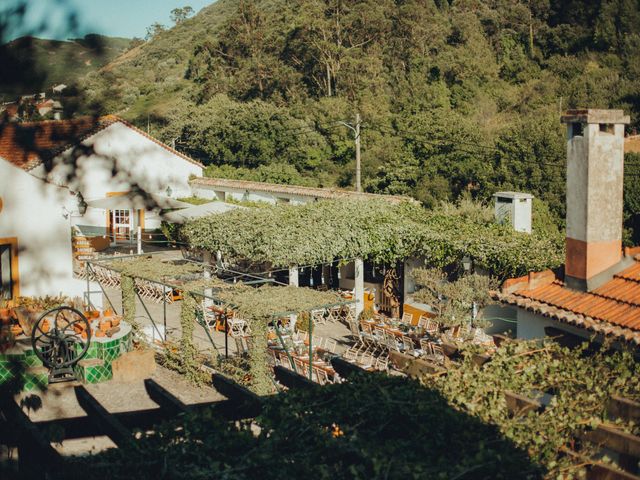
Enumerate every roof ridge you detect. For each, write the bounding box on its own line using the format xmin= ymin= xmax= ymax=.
xmin=1 ymin=115 xmax=204 ymax=170
xmin=493 ymin=291 xmax=640 ymax=344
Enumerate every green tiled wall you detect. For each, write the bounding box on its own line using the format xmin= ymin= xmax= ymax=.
xmin=73 ymin=330 xmax=132 ymax=384
xmin=1 ymin=329 xmax=132 ymax=389
xmin=0 ymin=352 xmax=47 ymax=392
xmin=75 ymin=362 xmax=113 ymax=384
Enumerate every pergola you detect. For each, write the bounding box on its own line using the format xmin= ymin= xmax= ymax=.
xmin=84 ymin=253 xmax=354 ymax=383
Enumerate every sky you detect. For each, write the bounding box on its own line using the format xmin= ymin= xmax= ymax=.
xmin=2 ymin=0 xmax=214 ymax=42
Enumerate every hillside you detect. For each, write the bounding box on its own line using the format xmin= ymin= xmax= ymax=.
xmin=80 ymin=0 xmax=640 ymax=242
xmin=0 ymin=34 xmax=132 ymax=99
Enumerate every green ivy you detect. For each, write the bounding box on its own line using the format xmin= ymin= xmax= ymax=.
xmin=178 ymin=199 xmax=564 ymax=280
xmin=120 ymin=275 xmax=139 ymax=335
xmin=422 ymin=339 xmax=640 ymax=477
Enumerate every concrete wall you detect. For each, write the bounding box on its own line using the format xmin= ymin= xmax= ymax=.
xmin=0 ymin=161 xmax=87 ymax=298
xmin=32 ymin=121 xmax=203 ymax=229
xmin=516 ymin=309 xmax=592 ymax=341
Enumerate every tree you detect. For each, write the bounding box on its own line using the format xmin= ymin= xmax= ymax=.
xmin=170 ymin=6 xmax=195 ymax=25
xmin=145 ymin=22 xmax=167 ymax=41
xmin=412 ymin=268 xmax=498 ymax=328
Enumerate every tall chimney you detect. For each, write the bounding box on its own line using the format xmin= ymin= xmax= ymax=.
xmin=560 ymin=109 xmax=631 ymax=291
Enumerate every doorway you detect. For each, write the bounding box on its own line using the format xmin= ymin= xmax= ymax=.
xmin=111 ymin=209 xmax=132 ymax=241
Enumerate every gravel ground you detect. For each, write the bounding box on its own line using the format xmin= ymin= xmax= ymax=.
xmin=13 ymin=364 xmax=226 ymax=456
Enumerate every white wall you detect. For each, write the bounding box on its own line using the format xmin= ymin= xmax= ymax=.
xmin=0 ymin=161 xmax=87 ymax=298
xmin=192 ymin=184 xmax=316 ymax=206
xmin=516 ymin=309 xmax=592 ymax=341
xmin=32 ymin=121 xmax=203 ymax=228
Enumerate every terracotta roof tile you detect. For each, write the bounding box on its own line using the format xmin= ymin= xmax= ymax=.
xmin=0 ymin=117 xmax=105 ymax=169
xmin=495 ymin=258 xmax=640 ymax=345
xmin=0 ymin=115 xmax=203 ymax=171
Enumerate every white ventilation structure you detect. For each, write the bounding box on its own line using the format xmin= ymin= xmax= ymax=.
xmin=493 ymin=191 xmax=533 ymax=234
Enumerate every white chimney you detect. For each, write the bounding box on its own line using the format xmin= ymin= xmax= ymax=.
xmin=560 ymin=109 xmax=631 ymax=291
xmin=493 ymin=191 xmax=533 ymax=234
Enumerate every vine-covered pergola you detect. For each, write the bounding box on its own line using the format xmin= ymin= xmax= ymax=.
xmin=174 ymin=198 xmax=564 ymax=318
xmin=85 ymin=255 xmax=353 ymax=392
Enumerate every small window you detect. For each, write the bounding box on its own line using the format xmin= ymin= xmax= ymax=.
xmin=0 ymin=244 xmax=14 ymax=300
xmin=570 ymin=122 xmax=584 ymax=138
xmin=599 ymin=123 xmax=614 ymax=135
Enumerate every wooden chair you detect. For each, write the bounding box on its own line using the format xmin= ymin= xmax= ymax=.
xmin=293 ymin=357 xmax=306 ymax=374
xmin=386 ymin=332 xmax=401 ymax=352
xmin=234 ymin=336 xmax=248 ymax=355
xmin=401 ymin=336 xmax=414 ymax=354
xmin=401 ymin=312 xmax=414 ymax=325
xmin=228 ymin=318 xmax=250 ymax=337
xmin=425 ymin=319 xmax=439 ymax=336
xmin=362 ymin=323 xmax=374 ymax=335
xmin=419 ymin=338 xmax=433 ymax=355
xmin=375 ymin=355 xmax=389 ymax=372
xmin=343 ymin=347 xmax=358 ymax=362
xmin=314 ymin=367 xmax=330 ymax=385
xmin=327 ymin=306 xmax=342 ymax=323
xmin=311 ymin=309 xmax=326 ymax=326
xmin=311 ymin=336 xmax=324 ymax=350
xmin=359 ymin=353 xmax=376 ymax=370
xmin=373 ymin=326 xmax=386 ymax=341
xmin=428 ymin=343 xmax=446 ymax=364
xmin=324 ymin=338 xmax=338 ymax=354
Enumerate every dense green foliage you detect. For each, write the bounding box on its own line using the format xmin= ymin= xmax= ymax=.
xmin=180 ymin=198 xmax=564 ymax=279
xmin=81 ymin=0 xmax=640 ymax=233
xmin=65 ymin=373 xmax=542 ymax=479
xmin=0 ymin=34 xmax=132 ymax=99
xmin=62 ymin=337 xmax=640 ymax=479
xmin=424 ymin=339 xmax=640 ymax=476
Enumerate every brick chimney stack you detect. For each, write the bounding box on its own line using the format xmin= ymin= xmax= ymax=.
xmin=560 ymin=109 xmax=631 ymax=291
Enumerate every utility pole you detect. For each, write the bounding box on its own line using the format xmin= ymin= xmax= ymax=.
xmin=338 ymin=113 xmax=362 ymax=192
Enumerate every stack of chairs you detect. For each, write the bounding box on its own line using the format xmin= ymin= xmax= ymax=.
xmin=91 ymin=265 xmax=121 ymax=288
xmin=342 ymin=338 xmax=389 ymax=372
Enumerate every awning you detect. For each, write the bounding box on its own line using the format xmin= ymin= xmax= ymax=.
xmin=86 ymin=194 xmax=191 ymax=210
xmin=162 ymin=201 xmax=245 ymax=224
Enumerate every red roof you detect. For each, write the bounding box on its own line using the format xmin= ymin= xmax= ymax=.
xmin=495 ymin=256 xmax=640 ymax=345
xmin=0 ymin=115 xmax=203 ymax=171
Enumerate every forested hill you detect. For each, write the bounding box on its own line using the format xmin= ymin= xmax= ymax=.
xmin=0 ymin=35 xmax=132 ymax=98
xmin=82 ymin=0 xmax=640 ymax=231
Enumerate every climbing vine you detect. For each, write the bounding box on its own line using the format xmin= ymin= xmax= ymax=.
xmin=120 ymin=275 xmax=139 ymax=335
xmin=178 ymin=198 xmax=564 ymax=279
xmin=215 ymin=285 xmax=343 ymax=394
xmin=422 ymin=339 xmax=640 ymax=476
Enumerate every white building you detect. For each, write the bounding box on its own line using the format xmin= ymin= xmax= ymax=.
xmin=0 ymin=115 xmax=203 ymax=300
xmin=191 ymin=177 xmax=410 ymax=205
xmin=0 ymin=160 xmax=85 ymax=299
